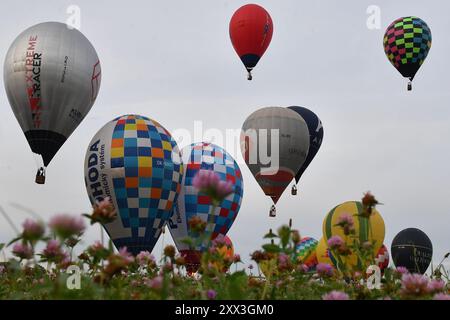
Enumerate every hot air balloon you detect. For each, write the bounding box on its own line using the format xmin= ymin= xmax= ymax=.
xmin=229 ymin=4 xmax=273 ymax=80
xmin=211 ymin=235 xmax=235 ymax=273
xmin=287 ymin=106 xmax=323 ymax=196
xmin=241 ymin=107 xmax=309 ymax=217
xmin=383 ymin=16 xmax=432 ymax=91
xmin=391 ymin=228 xmax=433 ymax=275
xmin=168 ymin=142 xmax=243 ymax=274
xmin=322 ymin=201 xmax=385 ymax=270
xmin=294 ymin=237 xmax=319 ymax=270
xmin=84 ymin=115 xmax=183 ymax=255
xmin=375 ymin=244 xmax=390 ymax=273
xmin=4 ymin=22 xmax=101 ymax=184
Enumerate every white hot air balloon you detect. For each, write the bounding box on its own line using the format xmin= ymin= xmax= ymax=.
xmin=241 ymin=107 xmax=310 ymax=217
xmin=4 ymin=21 xmax=101 ymax=184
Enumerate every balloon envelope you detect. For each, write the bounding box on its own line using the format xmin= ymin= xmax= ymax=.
xmin=294 ymin=237 xmax=318 ymax=270
xmin=322 ymin=201 xmax=385 ymax=269
xmin=241 ymin=107 xmax=310 ymax=204
xmin=383 ymin=16 xmax=431 ymax=81
xmin=4 ymin=22 xmax=101 ymax=167
xmin=391 ymin=228 xmax=432 ymax=274
xmin=168 ymin=142 xmax=243 ymax=272
xmin=288 ymin=106 xmax=323 ymax=184
xmin=229 ymin=4 xmax=273 ymax=75
xmin=84 ymin=115 xmax=183 ymax=255
xmin=375 ymin=244 xmax=390 ymax=272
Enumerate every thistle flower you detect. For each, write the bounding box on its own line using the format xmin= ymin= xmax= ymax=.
xmin=85 ymin=197 xmax=117 ymax=225
xmin=400 ymin=273 xmax=429 ymax=297
xmin=21 ymin=219 xmax=45 ymax=242
xmin=118 ymin=247 xmax=134 ymax=264
xmin=327 ymin=235 xmax=344 ymax=250
xmin=395 ymin=266 xmax=409 ymax=275
xmin=207 ymin=289 xmax=217 ymax=300
xmin=192 ymin=170 xmax=234 ymax=204
xmin=12 ymin=243 xmax=33 ymax=260
xmin=322 ymin=290 xmax=350 ymax=300
xmin=49 ymin=214 xmax=85 ymax=239
xmin=361 ymin=192 xmax=379 ymax=217
xmin=316 ymin=263 xmax=334 ymax=277
xmin=233 ymin=254 xmax=241 ymax=263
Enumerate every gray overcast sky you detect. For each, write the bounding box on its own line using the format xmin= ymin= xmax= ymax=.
xmin=0 ymin=0 xmax=449 ymax=270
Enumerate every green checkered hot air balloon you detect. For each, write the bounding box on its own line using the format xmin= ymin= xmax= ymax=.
xmin=383 ymin=16 xmax=432 ymax=91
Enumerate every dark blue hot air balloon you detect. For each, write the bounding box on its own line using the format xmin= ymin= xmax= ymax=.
xmin=288 ymin=106 xmax=323 ymax=195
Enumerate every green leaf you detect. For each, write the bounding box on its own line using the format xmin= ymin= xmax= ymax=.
xmin=0 ymin=243 xmax=4 ymax=251
xmin=262 ymin=244 xmax=280 ymax=253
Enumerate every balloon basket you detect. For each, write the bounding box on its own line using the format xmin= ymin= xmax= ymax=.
xmin=269 ymin=205 xmax=276 ymax=217
xmin=407 ymin=81 xmax=412 ymax=91
xmin=35 ymin=167 xmax=46 ymax=185
xmin=291 ymin=184 xmax=298 ymax=196
xmin=247 ymin=71 xmax=253 ymax=81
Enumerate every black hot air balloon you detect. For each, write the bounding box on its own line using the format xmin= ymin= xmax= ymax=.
xmin=288 ymin=106 xmax=323 ymax=195
xmin=391 ymin=228 xmax=433 ymax=274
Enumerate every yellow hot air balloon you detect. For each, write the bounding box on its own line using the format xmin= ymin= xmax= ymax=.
xmin=322 ymin=201 xmax=385 ymax=269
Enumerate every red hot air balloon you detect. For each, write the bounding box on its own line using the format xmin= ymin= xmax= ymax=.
xmin=229 ymin=4 xmax=273 ymax=80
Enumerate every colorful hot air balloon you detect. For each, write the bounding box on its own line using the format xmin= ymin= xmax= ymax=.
xmin=84 ymin=115 xmax=183 ymax=255
xmin=391 ymin=228 xmax=433 ymax=275
xmin=316 ymin=237 xmax=336 ymax=267
xmin=375 ymin=244 xmax=390 ymax=273
xmin=4 ymin=22 xmax=101 ymax=184
xmin=168 ymin=142 xmax=243 ymax=274
xmin=383 ymin=16 xmax=432 ymax=91
xmin=241 ymin=107 xmax=309 ymax=217
xmin=229 ymin=4 xmax=273 ymax=80
xmin=287 ymin=106 xmax=323 ymax=195
xmin=213 ymin=235 xmax=235 ymax=273
xmin=322 ymin=201 xmax=385 ymax=270
xmin=294 ymin=237 xmax=319 ymax=270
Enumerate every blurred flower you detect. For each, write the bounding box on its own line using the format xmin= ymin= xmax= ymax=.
xmin=316 ymin=263 xmax=334 ymax=277
xmin=297 ymin=264 xmax=309 ymax=273
xmin=322 ymin=291 xmax=350 ymax=300
xmin=12 ymin=243 xmax=33 ymax=260
xmin=433 ymin=293 xmax=450 ymax=300
xmin=188 ymin=216 xmax=207 ymax=234
xmin=335 ymin=213 xmax=355 ymax=235
xmin=164 ymin=245 xmax=176 ymax=259
xmin=84 ymin=197 xmax=117 ymax=225
xmin=233 ymin=254 xmax=241 ymax=263
xmin=49 ymin=214 xmax=85 ymax=239
xmin=22 ymin=219 xmax=45 ymax=242
xmin=146 ymin=275 xmax=163 ymax=290
xmin=175 ymin=256 xmax=186 ymax=266
xmin=0 ymin=265 xmax=5 ymax=275
xmin=192 ymin=170 xmax=233 ymax=204
xmin=400 ymin=273 xmax=429 ymax=297
xmin=278 ymin=253 xmax=291 ymax=271
xmin=212 ymin=234 xmax=227 ymax=248
xmin=427 ymin=279 xmax=446 ymax=293
xmin=248 ymin=264 xmax=254 ymax=270
xmin=41 ymin=240 xmax=67 ymax=263
xmin=136 ymin=251 xmax=155 ymax=267
xmin=291 ymin=230 xmax=301 ymax=245
xmin=118 ymin=247 xmax=134 ymax=264
xmin=361 ymin=192 xmax=379 ymax=217
xmin=207 ymin=289 xmax=217 ymax=300
xmin=327 ymin=235 xmax=344 ymax=249
xmin=396 ymin=266 xmax=409 ymax=275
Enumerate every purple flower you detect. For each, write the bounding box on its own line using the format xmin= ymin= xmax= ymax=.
xmin=192 ymin=170 xmax=234 ymax=203
xmin=0 ymin=265 xmax=5 ymax=274
xmin=327 ymin=235 xmax=344 ymax=250
xmin=49 ymin=214 xmax=85 ymax=239
xmin=396 ymin=266 xmax=409 ymax=275
xmin=322 ymin=291 xmax=350 ymax=300
xmin=146 ymin=275 xmax=163 ymax=290
xmin=12 ymin=243 xmax=33 ymax=260
xmin=22 ymin=219 xmax=45 ymax=241
xmin=316 ymin=263 xmax=334 ymax=277
xmin=427 ymin=279 xmax=446 ymax=293
xmin=41 ymin=239 xmax=67 ymax=263
xmin=118 ymin=247 xmax=134 ymax=264
xmin=336 ymin=213 xmax=355 ymax=235
xmin=401 ymin=273 xmax=429 ymax=297
xmin=136 ymin=251 xmax=155 ymax=266
xmin=207 ymin=289 xmax=217 ymax=300
xmin=433 ymin=293 xmax=450 ymax=300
